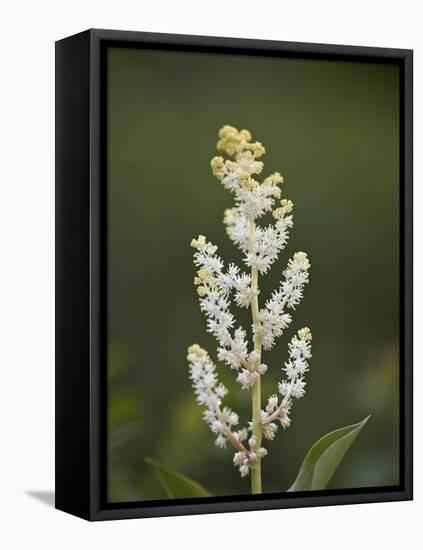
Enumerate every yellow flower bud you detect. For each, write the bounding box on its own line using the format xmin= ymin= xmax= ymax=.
xmin=280 ymin=199 xmax=294 ymax=214
xmin=272 ymin=207 xmax=284 ymax=220
xmin=293 ymin=251 xmax=310 ymax=270
xmin=272 ymin=172 xmax=284 ymax=185
xmin=191 ymin=235 xmax=207 ymax=249
xmin=218 ymin=125 xmax=238 ymax=139
xmin=298 ymin=327 xmax=312 ymax=341
xmin=224 ymin=207 xmax=237 ymax=219
xmin=240 ymin=129 xmax=252 ymax=141
xmin=197 ymin=286 xmax=207 ymax=297
xmin=249 ymin=141 xmax=265 ymax=158
xmin=210 ymin=156 xmax=225 ymax=179
xmin=197 ymin=268 xmax=209 ymax=281
xmin=229 ymin=144 xmax=238 ymax=156
xmin=187 ymin=343 xmax=208 ymax=359
xmin=187 ymin=344 xmax=200 ymax=355
xmin=264 ymin=172 xmax=284 ymax=186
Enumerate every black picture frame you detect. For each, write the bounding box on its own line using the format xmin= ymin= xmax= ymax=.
xmin=55 ymin=28 xmax=413 ymax=521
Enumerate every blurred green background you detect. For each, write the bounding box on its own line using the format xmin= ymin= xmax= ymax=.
xmin=107 ymin=47 xmax=400 ymax=503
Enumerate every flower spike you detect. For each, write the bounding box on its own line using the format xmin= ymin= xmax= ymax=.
xmin=187 ymin=125 xmax=312 ymax=485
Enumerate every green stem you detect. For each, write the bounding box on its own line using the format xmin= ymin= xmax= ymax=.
xmin=249 ymin=221 xmax=262 ymax=494
xmin=251 ymin=370 xmax=262 ymax=493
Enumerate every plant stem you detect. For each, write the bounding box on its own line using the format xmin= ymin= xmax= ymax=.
xmin=249 ymin=220 xmax=262 ymax=494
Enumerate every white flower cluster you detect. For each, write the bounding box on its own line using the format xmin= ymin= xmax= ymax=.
xmin=187 ymin=125 xmax=312 ymax=481
xmin=255 ymin=251 xmax=311 ymax=351
xmin=233 ymin=437 xmax=268 ymax=478
xmin=209 ymin=126 xmax=297 ymax=276
xmin=236 ymin=350 xmax=268 ymax=390
xmin=224 ymin=202 xmax=294 ymax=275
xmin=187 ymin=344 xmax=240 ymax=448
xmin=260 ymin=328 xmax=313 ymax=441
xmin=187 ymin=343 xmax=266 ymax=476
xmin=279 ymin=327 xmax=312 ymax=399
xmin=191 ymin=235 xmax=267 ymax=383
xmin=191 ymin=235 xmax=258 ymax=309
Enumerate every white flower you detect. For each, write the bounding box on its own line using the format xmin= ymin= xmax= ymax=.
xmin=262 ymin=421 xmax=278 ymax=441
xmin=236 ymin=369 xmax=258 ymax=390
xmin=233 ymin=273 xmax=257 ymax=308
xmin=266 ymin=394 xmax=279 ymax=414
xmin=291 ymin=378 xmax=306 ymax=399
xmin=233 ymin=451 xmax=247 ymax=466
xmin=215 ymin=434 xmax=227 ymax=448
xmin=239 ymin=464 xmax=250 ymax=477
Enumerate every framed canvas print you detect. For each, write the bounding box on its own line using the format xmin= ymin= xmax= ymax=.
xmin=55 ymin=29 xmax=413 ymax=521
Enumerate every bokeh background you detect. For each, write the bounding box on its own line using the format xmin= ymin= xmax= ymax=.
xmin=107 ymin=46 xmax=400 ymax=503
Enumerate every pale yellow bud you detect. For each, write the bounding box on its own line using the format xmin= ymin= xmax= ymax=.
xmin=272 ymin=208 xmax=284 ymax=220
xmin=197 ymin=268 xmax=210 ymax=282
xmin=241 ymin=175 xmax=259 ymax=190
xmin=187 ymin=343 xmax=207 ymax=359
xmin=210 ymin=156 xmax=225 ymax=180
xmin=264 ymin=172 xmax=284 ymax=186
xmin=216 ymin=125 xmax=265 ymax=160
xmin=240 ymin=129 xmax=252 ymax=141
xmin=223 ymin=207 xmax=239 ymax=224
xmin=225 ymin=142 xmax=235 ymax=156
xmin=293 ymin=251 xmax=310 ymax=270
xmin=187 ymin=344 xmax=200 ymax=355
xmin=197 ymin=286 xmax=207 ymax=297
xmin=249 ymin=141 xmax=265 ymax=158
xmin=272 ymin=172 xmax=284 ymax=185
xmin=218 ymin=125 xmax=238 ymax=139
xmin=298 ymin=327 xmax=312 ymax=341
xmin=280 ymin=199 xmax=294 ymax=214
xmin=238 ymin=172 xmax=255 ymax=190
xmin=217 ymin=125 xmax=247 ymax=156
xmin=191 ymin=235 xmax=207 ymax=249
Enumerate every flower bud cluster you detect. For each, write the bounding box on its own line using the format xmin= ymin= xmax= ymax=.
xmin=216 ymin=125 xmax=265 ymax=159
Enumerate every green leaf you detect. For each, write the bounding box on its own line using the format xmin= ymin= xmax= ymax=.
xmin=145 ymin=457 xmax=211 ymax=498
xmin=288 ymin=416 xmax=371 ymax=492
